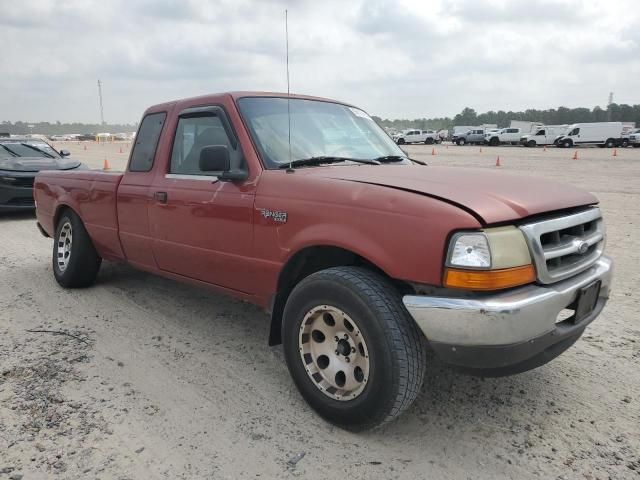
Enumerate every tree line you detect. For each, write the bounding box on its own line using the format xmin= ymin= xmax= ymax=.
xmin=372 ymin=103 xmax=640 ymax=131
xmin=0 ymin=120 xmax=137 ymax=136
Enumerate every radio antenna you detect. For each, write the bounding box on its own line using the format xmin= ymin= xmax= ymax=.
xmin=285 ymin=9 xmax=293 ymax=172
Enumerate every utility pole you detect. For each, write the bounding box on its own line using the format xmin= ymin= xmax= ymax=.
xmin=607 ymin=92 xmax=613 ymax=121
xmin=97 ymin=79 xmax=105 ymax=126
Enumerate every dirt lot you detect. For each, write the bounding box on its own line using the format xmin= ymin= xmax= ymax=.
xmin=0 ymin=142 xmax=639 ymax=479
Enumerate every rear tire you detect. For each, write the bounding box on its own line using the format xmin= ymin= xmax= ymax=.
xmin=282 ymin=267 xmax=427 ymax=431
xmin=425 ymin=138 xmax=434 ymax=145
xmin=605 ymin=138 xmax=615 ymax=148
xmin=53 ymin=210 xmax=102 ymax=288
xmin=456 ymin=138 xmax=465 ymax=146
xmin=397 ymin=138 xmax=405 ymax=145
xmin=621 ymin=139 xmax=629 ymax=147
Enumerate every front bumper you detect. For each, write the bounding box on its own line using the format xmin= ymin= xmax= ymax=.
xmin=0 ymin=176 xmax=36 ymax=211
xmin=403 ymin=256 xmax=613 ymax=375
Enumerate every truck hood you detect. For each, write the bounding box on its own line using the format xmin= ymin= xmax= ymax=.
xmin=0 ymin=156 xmax=82 ymax=172
xmin=307 ymin=165 xmax=597 ymax=225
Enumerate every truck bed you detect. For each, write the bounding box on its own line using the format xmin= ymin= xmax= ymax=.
xmin=35 ymin=170 xmax=126 ymax=261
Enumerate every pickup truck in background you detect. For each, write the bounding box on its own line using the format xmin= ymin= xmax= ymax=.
xmin=393 ymin=129 xmax=439 ymax=145
xmin=34 ymin=92 xmax=613 ymax=431
xmin=484 ymin=127 xmax=523 ymax=146
xmin=452 ymin=129 xmax=486 ymax=145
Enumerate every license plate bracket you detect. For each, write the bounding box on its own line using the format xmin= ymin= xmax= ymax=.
xmin=573 ymin=280 xmax=601 ymax=323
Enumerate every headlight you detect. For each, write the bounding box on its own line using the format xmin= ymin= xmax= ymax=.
xmin=0 ymin=176 xmax=18 ymax=185
xmin=448 ymin=233 xmax=491 ymax=268
xmin=444 ymin=227 xmax=535 ymax=290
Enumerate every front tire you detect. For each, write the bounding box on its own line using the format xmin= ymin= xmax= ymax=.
xmin=527 ymin=140 xmax=536 ymax=147
xmin=425 ymin=137 xmax=434 ymax=145
xmin=489 ymin=137 xmax=500 ymax=146
xmin=53 ymin=210 xmax=102 ymax=288
xmin=397 ymin=138 xmax=405 ymax=145
xmin=456 ymin=138 xmax=465 ymax=146
xmin=282 ymin=267 xmax=426 ymax=431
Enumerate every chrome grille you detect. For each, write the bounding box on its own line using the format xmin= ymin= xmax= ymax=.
xmin=520 ymin=207 xmax=604 ymax=284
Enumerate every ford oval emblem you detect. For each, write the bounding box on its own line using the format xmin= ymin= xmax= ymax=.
xmin=577 ymin=241 xmax=589 ymax=254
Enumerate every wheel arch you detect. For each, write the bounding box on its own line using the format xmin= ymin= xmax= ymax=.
xmin=267 ymin=245 xmax=411 ymax=346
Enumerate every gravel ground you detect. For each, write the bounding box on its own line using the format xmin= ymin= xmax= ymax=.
xmin=0 ymin=142 xmax=638 ymax=479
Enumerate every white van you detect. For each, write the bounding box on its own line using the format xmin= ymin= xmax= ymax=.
xmin=556 ymin=122 xmax=623 ymax=148
xmin=520 ymin=126 xmax=568 ymax=147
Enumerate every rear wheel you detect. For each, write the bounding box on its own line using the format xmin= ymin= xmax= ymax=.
xmin=425 ymin=137 xmax=434 ymax=145
xmin=605 ymin=138 xmax=615 ymax=148
xmin=53 ymin=210 xmax=102 ymax=288
xmin=282 ymin=267 xmax=427 ymax=431
xmin=397 ymin=138 xmax=405 ymax=145
xmin=621 ymin=139 xmax=629 ymax=147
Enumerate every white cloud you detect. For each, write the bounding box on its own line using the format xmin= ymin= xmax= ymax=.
xmin=0 ymin=0 xmax=638 ymax=123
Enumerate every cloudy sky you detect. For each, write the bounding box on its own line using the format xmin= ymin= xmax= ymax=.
xmin=1 ymin=0 xmax=638 ymax=124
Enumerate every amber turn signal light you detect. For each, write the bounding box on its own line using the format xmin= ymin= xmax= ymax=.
xmin=443 ymin=264 xmax=536 ymax=291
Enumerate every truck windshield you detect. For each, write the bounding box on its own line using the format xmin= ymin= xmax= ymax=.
xmin=237 ymin=97 xmax=405 ymax=169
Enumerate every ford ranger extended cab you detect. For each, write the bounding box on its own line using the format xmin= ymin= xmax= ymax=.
xmin=34 ymin=92 xmax=613 ymax=431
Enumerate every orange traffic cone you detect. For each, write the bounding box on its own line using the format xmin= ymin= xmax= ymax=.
xmin=103 ymin=159 xmax=111 ymax=170
xmin=572 ymin=150 xmax=578 ymax=160
xmin=495 ymin=156 xmax=501 ymax=167
xmin=613 ymin=148 xmax=618 ymax=157
xmin=431 ymin=147 xmax=436 ymax=156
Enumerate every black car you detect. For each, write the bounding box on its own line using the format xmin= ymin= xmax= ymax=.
xmin=0 ymin=137 xmax=83 ymax=211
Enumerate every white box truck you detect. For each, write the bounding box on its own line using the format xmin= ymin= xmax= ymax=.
xmin=520 ymin=125 xmax=569 ymax=147
xmin=555 ymin=122 xmax=623 ymax=148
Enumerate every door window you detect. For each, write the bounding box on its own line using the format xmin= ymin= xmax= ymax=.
xmin=129 ymin=112 xmax=166 ymax=172
xmin=170 ymin=115 xmax=243 ymax=175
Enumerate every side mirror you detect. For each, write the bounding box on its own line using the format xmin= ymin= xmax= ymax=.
xmin=198 ymin=145 xmax=247 ymax=182
xmin=199 ymin=145 xmax=230 ymax=172
xmin=59 ymin=149 xmax=70 ymax=157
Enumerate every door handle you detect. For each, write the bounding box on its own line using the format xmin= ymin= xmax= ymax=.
xmin=154 ymin=191 xmax=168 ymax=203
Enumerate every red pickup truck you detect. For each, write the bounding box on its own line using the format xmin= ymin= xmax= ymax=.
xmin=34 ymin=92 xmax=613 ymax=430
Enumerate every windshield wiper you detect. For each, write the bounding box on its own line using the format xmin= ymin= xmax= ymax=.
xmin=373 ymin=155 xmax=427 ymax=166
xmin=20 ymin=143 xmax=55 ymax=158
xmin=279 ymin=156 xmax=381 ymax=169
xmin=0 ymin=144 xmax=19 ymax=157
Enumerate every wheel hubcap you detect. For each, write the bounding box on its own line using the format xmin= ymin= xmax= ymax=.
xmin=299 ymin=305 xmax=370 ymax=401
xmin=57 ymin=221 xmax=73 ymax=272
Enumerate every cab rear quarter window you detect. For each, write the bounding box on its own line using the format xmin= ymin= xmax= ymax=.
xmin=129 ymin=112 xmax=167 ymax=172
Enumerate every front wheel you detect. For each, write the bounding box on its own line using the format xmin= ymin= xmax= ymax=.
xmin=282 ymin=267 xmax=427 ymax=431
xmin=489 ymin=137 xmax=500 ymax=146
xmin=562 ymin=139 xmax=572 ymax=148
xmin=527 ymin=140 xmax=536 ymax=147
xmin=425 ymin=137 xmax=434 ymax=145
xmin=396 ymin=138 xmax=405 ymax=145
xmin=456 ymin=138 xmax=465 ymax=146
xmin=53 ymin=210 xmax=102 ymax=288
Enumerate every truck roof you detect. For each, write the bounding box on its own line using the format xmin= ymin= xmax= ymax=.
xmin=145 ymin=91 xmax=356 ymax=115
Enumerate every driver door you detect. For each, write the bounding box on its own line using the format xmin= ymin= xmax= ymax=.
xmin=148 ymin=105 xmax=256 ymax=292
